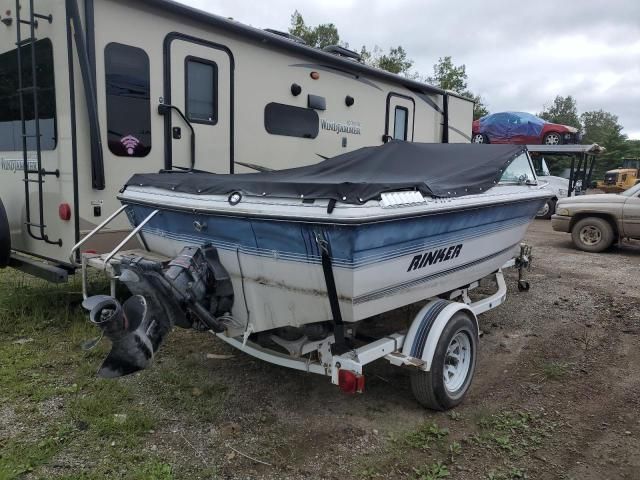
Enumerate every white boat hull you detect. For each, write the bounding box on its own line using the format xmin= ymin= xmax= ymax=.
xmin=122 ymin=186 xmax=547 ymax=332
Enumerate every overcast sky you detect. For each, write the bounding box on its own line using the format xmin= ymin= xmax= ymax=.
xmin=179 ymin=0 xmax=640 ymax=139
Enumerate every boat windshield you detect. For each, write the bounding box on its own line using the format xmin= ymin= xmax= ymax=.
xmin=500 ymin=152 xmax=536 ymax=184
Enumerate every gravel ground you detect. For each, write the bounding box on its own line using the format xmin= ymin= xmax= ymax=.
xmin=138 ymin=220 xmax=640 ymax=479
xmin=2 ymin=219 xmax=639 ymax=479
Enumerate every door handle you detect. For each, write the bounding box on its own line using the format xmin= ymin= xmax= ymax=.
xmin=158 ymin=103 xmax=196 ymax=170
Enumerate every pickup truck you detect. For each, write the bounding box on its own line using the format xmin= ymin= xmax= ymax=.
xmin=551 ymin=183 xmax=640 ymax=252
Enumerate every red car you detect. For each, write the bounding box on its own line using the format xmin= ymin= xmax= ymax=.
xmin=472 ymin=111 xmax=580 ymax=145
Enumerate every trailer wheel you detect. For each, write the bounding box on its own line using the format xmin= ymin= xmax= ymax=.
xmin=410 ymin=311 xmax=478 ymax=411
xmin=535 ymin=199 xmax=556 ymax=219
xmin=0 ymin=198 xmax=10 ymax=268
xmin=571 ymin=217 xmax=614 ymax=253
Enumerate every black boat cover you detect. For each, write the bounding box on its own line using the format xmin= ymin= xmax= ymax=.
xmin=125 ymin=142 xmax=527 ymax=204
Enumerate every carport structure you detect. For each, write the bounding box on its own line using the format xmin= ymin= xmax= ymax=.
xmin=527 ymin=144 xmax=605 ymax=197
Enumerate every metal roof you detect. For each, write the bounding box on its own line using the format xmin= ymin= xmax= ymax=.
xmin=139 ymin=0 xmax=470 ymax=100
xmin=526 ymin=144 xmax=605 ymax=155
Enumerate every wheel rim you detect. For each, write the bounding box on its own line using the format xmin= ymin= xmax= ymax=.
xmin=443 ymin=331 xmax=472 ymax=393
xmin=538 ymin=202 xmax=550 ymax=217
xmin=472 ymin=134 xmax=485 ymax=144
xmin=579 ymin=225 xmax=602 ymax=246
xmin=544 ymin=133 xmax=560 ymax=145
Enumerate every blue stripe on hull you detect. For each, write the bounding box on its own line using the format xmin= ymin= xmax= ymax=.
xmin=126 ymin=198 xmax=544 ymax=268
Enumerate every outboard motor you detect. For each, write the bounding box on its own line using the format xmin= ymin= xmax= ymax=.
xmin=83 ymin=244 xmax=233 ymax=378
xmin=0 ymin=198 xmax=11 ymax=268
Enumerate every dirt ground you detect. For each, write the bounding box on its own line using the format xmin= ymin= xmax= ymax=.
xmin=1 ymin=220 xmax=639 ymax=480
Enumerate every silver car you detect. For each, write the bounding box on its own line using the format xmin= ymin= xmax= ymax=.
xmin=551 ymin=183 xmax=640 ymax=252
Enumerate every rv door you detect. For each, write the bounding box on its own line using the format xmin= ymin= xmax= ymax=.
xmin=165 ymin=36 xmax=232 ymax=172
xmin=386 ymin=94 xmax=415 ymax=142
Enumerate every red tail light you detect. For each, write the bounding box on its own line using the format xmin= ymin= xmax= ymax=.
xmin=338 ymin=370 xmax=365 ymax=394
xmin=59 ymin=203 xmax=71 ymax=221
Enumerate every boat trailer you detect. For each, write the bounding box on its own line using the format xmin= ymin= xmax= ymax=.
xmin=71 ymin=207 xmax=534 ymax=410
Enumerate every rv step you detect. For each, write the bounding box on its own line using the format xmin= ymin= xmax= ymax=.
xmin=16 ymin=37 xmax=36 ymax=46
xmin=26 ymin=168 xmax=60 ymax=177
xmin=9 ymin=252 xmax=69 ymax=283
xmin=33 ymin=13 xmax=53 ymax=23
xmin=19 ymin=19 xmax=38 ymax=27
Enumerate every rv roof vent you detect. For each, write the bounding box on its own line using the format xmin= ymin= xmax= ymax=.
xmin=263 ymin=29 xmax=307 ymax=45
xmin=322 ymin=45 xmax=362 ymax=62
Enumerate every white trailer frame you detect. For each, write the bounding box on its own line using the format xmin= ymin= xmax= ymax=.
xmin=76 ymin=207 xmax=532 ymax=407
xmin=215 ymin=266 xmax=509 ymax=382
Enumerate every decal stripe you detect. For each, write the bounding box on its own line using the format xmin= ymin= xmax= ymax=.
xmin=137 ymin=215 xmax=529 ymax=269
xmin=353 ymin=243 xmax=518 ymax=305
xmin=410 ymin=299 xmax=449 ymax=358
xmin=288 ymin=63 xmax=383 ymax=91
xmin=448 ymin=125 xmax=472 ymax=141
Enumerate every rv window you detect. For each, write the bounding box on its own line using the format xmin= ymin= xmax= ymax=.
xmin=185 ymin=58 xmax=217 ymax=124
xmin=105 ymin=43 xmax=151 ymax=157
xmin=264 ymin=103 xmax=319 ymax=139
xmin=393 ymin=106 xmax=408 ymax=141
xmin=0 ymin=39 xmax=57 ymax=151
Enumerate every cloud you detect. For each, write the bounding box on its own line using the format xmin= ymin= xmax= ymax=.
xmin=178 ymin=0 xmax=640 ymax=138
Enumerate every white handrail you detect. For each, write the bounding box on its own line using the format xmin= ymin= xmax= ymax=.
xmin=102 ymin=210 xmax=159 ymax=268
xmin=68 ymin=204 xmax=128 ymax=265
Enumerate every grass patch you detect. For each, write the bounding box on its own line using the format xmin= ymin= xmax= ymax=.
xmin=471 ymin=410 xmax=554 ymax=458
xmin=0 ymin=422 xmax=74 ymax=479
xmin=69 ymin=380 xmax=156 ymax=447
xmin=541 ymin=361 xmax=569 ymax=380
xmin=140 ymin=347 xmax=228 ymax=423
xmin=404 ymin=422 xmax=449 ymax=450
xmin=412 ymin=461 xmax=450 ymax=480
xmin=0 ymin=271 xmax=171 ymax=477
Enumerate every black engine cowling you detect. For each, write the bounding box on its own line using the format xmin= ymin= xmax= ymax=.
xmin=83 ymin=244 xmax=234 ymax=377
xmin=0 ymin=198 xmax=11 ymax=268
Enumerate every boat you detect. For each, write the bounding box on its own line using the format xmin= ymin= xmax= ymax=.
xmin=78 ymin=142 xmax=549 ymax=410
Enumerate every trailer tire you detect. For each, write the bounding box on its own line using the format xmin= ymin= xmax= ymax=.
xmin=536 ymin=199 xmax=556 ymax=219
xmin=571 ymin=217 xmax=614 ymax=253
xmin=0 ymin=198 xmax=10 ymax=268
xmin=410 ymin=311 xmax=478 ymax=411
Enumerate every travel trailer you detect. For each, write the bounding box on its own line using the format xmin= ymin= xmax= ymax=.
xmin=0 ymin=0 xmax=474 ymax=281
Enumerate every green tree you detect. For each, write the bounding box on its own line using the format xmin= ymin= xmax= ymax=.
xmin=577 ymin=109 xmax=640 ymax=177
xmin=360 ymin=45 xmax=414 ymax=75
xmin=538 ymin=95 xmax=581 ymax=130
xmin=289 ymin=10 xmax=339 ymax=48
xmin=427 ymin=56 xmax=489 ymax=120
xmin=581 ymin=110 xmax=624 ymax=145
xmin=376 ymin=46 xmax=413 ymax=75
xmin=427 ymin=56 xmax=467 ymax=92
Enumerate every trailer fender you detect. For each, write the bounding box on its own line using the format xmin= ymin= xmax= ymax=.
xmin=0 ymin=198 xmax=10 ymax=268
xmin=402 ymin=299 xmax=478 ymax=370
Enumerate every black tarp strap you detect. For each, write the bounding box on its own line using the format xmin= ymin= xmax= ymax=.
xmin=315 ymin=233 xmax=345 ymax=346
